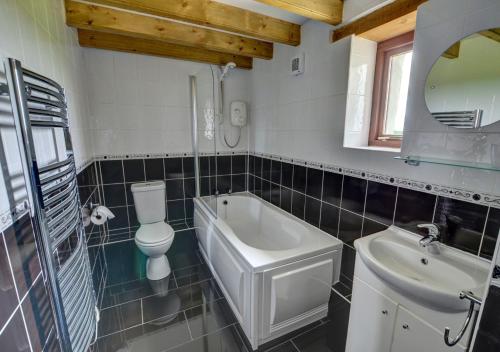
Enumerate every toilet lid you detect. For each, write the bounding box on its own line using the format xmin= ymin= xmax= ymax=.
xmin=135 ymin=222 xmax=174 ymax=246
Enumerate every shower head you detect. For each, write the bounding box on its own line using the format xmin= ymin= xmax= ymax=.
xmin=219 ymin=62 xmax=237 ymax=81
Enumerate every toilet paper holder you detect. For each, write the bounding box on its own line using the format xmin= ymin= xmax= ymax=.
xmin=81 ymin=203 xmax=115 ymax=227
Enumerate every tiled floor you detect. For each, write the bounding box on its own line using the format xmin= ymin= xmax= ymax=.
xmin=94 ymin=230 xmax=349 ymax=352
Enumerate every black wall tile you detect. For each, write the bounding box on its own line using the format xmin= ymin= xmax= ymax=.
xmin=473 ymin=285 xmax=500 ymax=352
xmin=434 ymin=197 xmax=487 ymax=255
xmin=341 ymin=245 xmax=356 ymax=282
xmin=481 ymin=208 xmax=500 ymax=259
xmin=0 ymin=309 xmax=30 ymax=352
xmin=232 ymin=174 xmax=246 ymax=193
xmin=0 ymin=233 xmax=18 ymax=329
xmin=184 ymin=178 xmax=196 ymax=198
xmin=262 ymin=180 xmax=271 ymax=202
xmin=320 ymin=203 xmax=339 ymax=236
xmin=183 ymin=157 xmax=195 ymax=178
xmin=217 ymin=175 xmax=231 ymax=194
xmin=123 ymin=159 xmax=145 ymax=182
xmin=107 ymin=207 xmax=129 ymax=230
xmin=305 ymin=197 xmax=321 ymax=227
xmin=166 ymin=179 xmax=185 ymax=200
xmin=292 ymin=191 xmax=305 ymax=219
xmin=167 ymin=200 xmax=186 ymax=221
xmin=280 ymin=187 xmax=292 ymax=213
xmin=281 ymin=162 xmax=293 ymax=188
xmin=185 ymin=199 xmax=194 ymax=218
xmin=394 ymin=188 xmax=436 ymax=233
xmin=164 ymin=158 xmax=183 ymax=179
xmin=21 ymin=278 xmax=54 ymax=351
xmin=306 ymin=168 xmax=323 ymax=199
xmin=271 ymin=160 xmax=281 ymax=184
xmin=270 ymin=183 xmax=280 ymax=207
xmin=145 ymin=158 xmax=164 ymax=180
xmin=103 ymin=184 xmax=127 ymax=207
xmin=293 ymin=165 xmax=307 ymax=193
xmin=341 ymin=176 xmax=367 ymax=214
xmin=248 ymin=175 xmax=255 ymax=194
xmin=322 ymin=171 xmax=342 ymax=206
xmin=128 ymin=206 xmax=138 ymax=228
xmin=262 ymin=158 xmax=271 ymax=180
xmin=232 ymin=155 xmax=246 ymax=174
xmin=248 ymin=155 xmax=254 ymax=175
xmin=217 ymin=156 xmax=231 ymax=175
xmin=254 ymin=157 xmax=262 ymax=178
xmin=199 ymin=156 xmax=210 ymax=177
xmin=254 ymin=176 xmax=262 ymax=197
xmin=338 ymin=210 xmax=363 ymax=246
xmin=365 ymin=181 xmax=397 ymax=225
xmin=4 ymin=215 xmax=41 ymax=297
xmin=362 ymin=218 xmax=388 ymax=236
xmin=100 ymin=160 xmax=124 ymax=184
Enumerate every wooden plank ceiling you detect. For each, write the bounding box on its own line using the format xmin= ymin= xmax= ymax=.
xmin=64 ymin=0 xmax=344 ymax=68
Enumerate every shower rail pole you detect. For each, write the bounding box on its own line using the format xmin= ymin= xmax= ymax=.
xmin=190 ymin=75 xmax=200 ymax=198
xmin=5 ymin=58 xmax=72 ymax=352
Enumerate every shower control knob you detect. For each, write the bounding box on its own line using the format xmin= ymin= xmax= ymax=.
xmin=381 ymin=310 xmax=388 ymax=315
xmin=402 ymin=324 xmax=409 ymax=330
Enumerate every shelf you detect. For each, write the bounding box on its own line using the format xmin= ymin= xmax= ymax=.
xmin=394 ymin=155 xmax=500 ymax=172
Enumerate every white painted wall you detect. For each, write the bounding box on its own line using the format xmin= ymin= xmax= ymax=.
xmin=0 ymin=0 xmax=92 ymax=225
xmin=249 ymin=0 xmax=500 ymax=195
xmin=84 ymin=49 xmax=250 ymax=157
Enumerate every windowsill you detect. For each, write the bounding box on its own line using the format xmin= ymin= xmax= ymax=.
xmin=345 ymin=145 xmax=401 ymax=153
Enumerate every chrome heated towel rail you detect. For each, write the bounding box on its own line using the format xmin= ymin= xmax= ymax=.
xmin=3 ymin=58 xmax=97 ymax=352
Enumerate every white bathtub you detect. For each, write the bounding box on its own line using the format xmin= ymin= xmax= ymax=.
xmin=194 ymin=192 xmax=343 ymax=350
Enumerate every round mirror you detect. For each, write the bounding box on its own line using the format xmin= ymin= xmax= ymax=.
xmin=425 ymin=28 xmax=500 ymax=128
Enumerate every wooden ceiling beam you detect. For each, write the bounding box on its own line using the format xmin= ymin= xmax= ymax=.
xmin=65 ymin=0 xmax=273 ymax=59
xmin=85 ymin=0 xmax=300 ymax=46
xmin=480 ymin=29 xmax=500 ymax=43
xmin=78 ymin=29 xmax=253 ymax=69
xmin=332 ymin=0 xmax=427 ymax=43
xmin=254 ymin=0 xmax=343 ymax=25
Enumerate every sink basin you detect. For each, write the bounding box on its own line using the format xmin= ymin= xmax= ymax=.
xmin=354 ymin=226 xmax=490 ymax=312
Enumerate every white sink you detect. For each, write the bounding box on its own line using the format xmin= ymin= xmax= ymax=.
xmin=354 ymin=226 xmax=490 ymax=312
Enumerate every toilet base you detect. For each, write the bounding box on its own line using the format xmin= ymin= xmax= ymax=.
xmin=146 ymin=255 xmax=171 ymax=280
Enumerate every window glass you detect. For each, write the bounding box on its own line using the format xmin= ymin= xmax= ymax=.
xmin=383 ymin=50 xmax=412 ymax=136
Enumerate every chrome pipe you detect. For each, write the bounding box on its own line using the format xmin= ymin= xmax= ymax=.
xmin=5 ymin=58 xmax=72 ymax=351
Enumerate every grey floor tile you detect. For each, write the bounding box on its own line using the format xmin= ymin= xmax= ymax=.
xmin=96 ymin=311 xmax=191 ymax=352
xmin=185 ymin=298 xmax=237 ymax=339
xmin=167 ymin=325 xmax=248 ymax=352
xmin=264 ymin=341 xmax=299 ymax=352
xmin=98 ymin=300 xmax=142 ymax=337
xmin=142 ymin=279 xmax=221 ymax=322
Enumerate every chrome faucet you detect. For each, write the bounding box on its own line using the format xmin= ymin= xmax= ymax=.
xmin=417 ymin=223 xmax=441 ymax=247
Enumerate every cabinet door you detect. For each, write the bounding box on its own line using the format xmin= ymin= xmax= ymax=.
xmin=346 ymin=278 xmax=398 ymax=352
xmin=391 ymin=306 xmax=465 ymax=352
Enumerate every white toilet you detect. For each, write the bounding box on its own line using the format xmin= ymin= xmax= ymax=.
xmin=131 ymin=181 xmax=175 ymax=280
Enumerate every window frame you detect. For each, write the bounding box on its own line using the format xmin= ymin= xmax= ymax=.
xmin=369 ymin=31 xmax=414 ymax=148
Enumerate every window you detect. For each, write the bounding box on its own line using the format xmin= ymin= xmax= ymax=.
xmin=369 ymin=31 xmax=414 ymax=148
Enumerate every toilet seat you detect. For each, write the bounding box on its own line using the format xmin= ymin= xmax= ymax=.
xmin=135 ymin=222 xmax=174 ymax=247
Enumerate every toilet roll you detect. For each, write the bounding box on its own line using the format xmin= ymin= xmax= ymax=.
xmin=90 ymin=206 xmax=115 ymax=225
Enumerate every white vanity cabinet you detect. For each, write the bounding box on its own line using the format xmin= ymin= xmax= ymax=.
xmin=347 ymin=277 xmax=466 ymax=352
xmin=391 ymin=306 xmax=464 ymax=352
xmin=346 ymin=278 xmax=397 ymax=352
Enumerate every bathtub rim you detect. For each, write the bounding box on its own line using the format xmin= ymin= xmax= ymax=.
xmin=194 ymin=192 xmax=343 ymax=272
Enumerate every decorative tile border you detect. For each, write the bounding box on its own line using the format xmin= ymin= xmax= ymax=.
xmin=250 ymin=151 xmax=500 ymax=209
xmin=93 ymin=150 xmax=248 ymax=161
